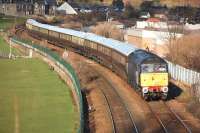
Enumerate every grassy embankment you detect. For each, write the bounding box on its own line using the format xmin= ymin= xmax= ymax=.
xmin=0 ymin=16 xmax=27 ymax=56
xmin=0 ymin=59 xmax=78 ymax=133
xmin=0 ymin=16 xmax=26 ymax=31
xmin=0 ymin=36 xmax=78 ymax=132
xmin=0 ymin=36 xmax=21 ymax=56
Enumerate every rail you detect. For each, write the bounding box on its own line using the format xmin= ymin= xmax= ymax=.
xmin=92 ymin=66 xmax=139 ymax=133
xmin=10 ymin=37 xmax=84 ymax=133
xmin=147 ymin=103 xmax=168 ymax=133
xmin=164 ymin=102 xmax=192 ymax=133
xmin=100 ymin=89 xmax=117 ymax=133
xmin=148 ymin=101 xmax=192 ymax=133
xmin=104 ymin=76 xmax=139 ymax=133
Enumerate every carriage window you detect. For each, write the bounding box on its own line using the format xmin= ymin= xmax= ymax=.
xmin=49 ymin=31 xmax=59 ymax=37
xmin=32 ymin=26 xmax=39 ymax=31
xmin=40 ymin=28 xmax=48 ymax=34
xmin=112 ymin=51 xmax=126 ymax=65
xmin=90 ymin=42 xmax=97 ymax=50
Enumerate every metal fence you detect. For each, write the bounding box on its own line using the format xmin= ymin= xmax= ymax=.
xmin=167 ymin=61 xmax=200 ymax=86
xmin=11 ymin=37 xmax=84 ymax=133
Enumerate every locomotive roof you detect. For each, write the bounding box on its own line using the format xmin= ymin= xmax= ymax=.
xmin=131 ymin=50 xmax=166 ymax=64
xmin=27 ymin=19 xmax=138 ymax=56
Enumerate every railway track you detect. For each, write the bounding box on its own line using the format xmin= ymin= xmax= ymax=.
xmin=164 ymin=102 xmax=192 ymax=133
xmin=15 ymin=25 xmax=139 ymax=133
xmin=148 ymin=101 xmax=192 ymax=133
xmin=98 ymin=74 xmax=139 ymax=133
xmin=15 ymin=25 xmax=198 ymax=133
xmin=85 ymin=64 xmax=139 ymax=133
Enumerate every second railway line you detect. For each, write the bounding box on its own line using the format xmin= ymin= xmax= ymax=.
xmin=148 ymin=101 xmax=192 ymax=133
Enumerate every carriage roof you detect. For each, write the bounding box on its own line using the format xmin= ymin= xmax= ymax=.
xmin=27 ymin=19 xmax=138 ymax=56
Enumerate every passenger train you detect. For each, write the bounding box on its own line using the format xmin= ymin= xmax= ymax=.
xmin=26 ymin=19 xmax=169 ymax=100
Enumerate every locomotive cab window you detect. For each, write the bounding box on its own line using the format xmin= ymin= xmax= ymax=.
xmin=141 ymin=64 xmax=167 ymax=73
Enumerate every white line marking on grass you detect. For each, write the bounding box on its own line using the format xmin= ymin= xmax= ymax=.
xmin=14 ymin=95 xmax=19 ymax=133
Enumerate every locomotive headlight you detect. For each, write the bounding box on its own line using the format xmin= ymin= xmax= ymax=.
xmin=142 ymin=87 xmax=148 ymax=93
xmin=161 ymin=87 xmax=168 ymax=93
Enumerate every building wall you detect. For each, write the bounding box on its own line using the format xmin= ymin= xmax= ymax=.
xmin=126 ymin=35 xmax=168 ymax=57
xmin=0 ymin=3 xmax=35 ymax=16
xmin=126 ymin=28 xmax=183 ymax=45
xmin=125 ymin=28 xmax=182 ymax=57
xmin=126 ymin=35 xmax=155 ymax=50
xmin=126 ymin=35 xmax=142 ymax=48
xmin=136 ymin=21 xmax=168 ymax=29
xmin=0 ymin=3 xmax=56 ymax=16
xmin=34 ymin=3 xmax=56 ymax=15
xmin=0 ymin=4 xmax=17 ymax=16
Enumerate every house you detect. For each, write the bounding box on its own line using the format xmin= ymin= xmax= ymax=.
xmin=0 ymin=1 xmax=34 ymax=16
xmin=154 ymin=13 xmax=167 ymax=20
xmin=139 ymin=12 xmax=150 ymax=19
xmin=0 ymin=0 xmax=58 ymax=16
xmin=56 ymin=2 xmax=77 ymax=15
xmin=185 ymin=23 xmax=200 ymax=30
xmin=136 ymin=18 xmax=168 ymax=29
xmin=34 ymin=0 xmax=57 ymax=15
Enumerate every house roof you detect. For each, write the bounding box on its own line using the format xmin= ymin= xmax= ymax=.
xmin=56 ymin=2 xmax=77 ymax=14
xmin=146 ymin=18 xmax=160 ymax=22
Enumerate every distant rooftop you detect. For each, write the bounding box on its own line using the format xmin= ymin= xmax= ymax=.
xmin=146 ymin=18 xmax=160 ymax=22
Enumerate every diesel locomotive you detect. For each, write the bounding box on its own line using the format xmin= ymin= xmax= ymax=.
xmin=26 ymin=19 xmax=169 ymax=100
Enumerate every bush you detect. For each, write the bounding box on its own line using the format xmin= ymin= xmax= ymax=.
xmin=112 ymin=0 xmax=124 ymax=10
xmin=167 ymin=33 xmax=200 ymax=72
xmin=123 ymin=4 xmax=138 ymax=19
xmin=91 ymin=22 xmax=124 ymax=41
xmin=77 ymin=12 xmax=105 ymax=26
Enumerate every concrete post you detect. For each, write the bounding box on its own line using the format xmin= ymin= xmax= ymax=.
xmin=9 ymin=39 xmax=12 ymax=59
xmin=29 ymin=49 xmax=33 ymax=58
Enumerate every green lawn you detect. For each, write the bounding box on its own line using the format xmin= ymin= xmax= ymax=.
xmin=0 ymin=58 xmax=78 ymax=133
xmin=0 ymin=16 xmax=26 ymax=31
xmin=0 ymin=36 xmax=10 ymax=54
xmin=0 ymin=36 xmax=22 ymax=56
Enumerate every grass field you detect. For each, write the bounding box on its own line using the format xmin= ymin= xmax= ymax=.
xmin=0 ymin=16 xmax=26 ymax=31
xmin=0 ymin=58 xmax=78 ymax=133
xmin=0 ymin=36 xmax=22 ymax=56
xmin=0 ymin=36 xmax=10 ymax=54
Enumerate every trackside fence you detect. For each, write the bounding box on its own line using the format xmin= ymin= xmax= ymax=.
xmin=11 ymin=37 xmax=84 ymax=133
xmin=167 ymin=61 xmax=200 ymax=86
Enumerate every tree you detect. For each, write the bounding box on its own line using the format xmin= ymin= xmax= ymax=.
xmin=91 ymin=22 xmax=124 ymax=41
xmin=169 ymin=6 xmax=197 ymax=22
xmin=140 ymin=1 xmax=153 ymax=11
xmin=112 ymin=0 xmax=124 ymax=10
xmin=167 ymin=33 xmax=200 ymax=72
xmin=124 ymin=4 xmax=137 ymax=18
